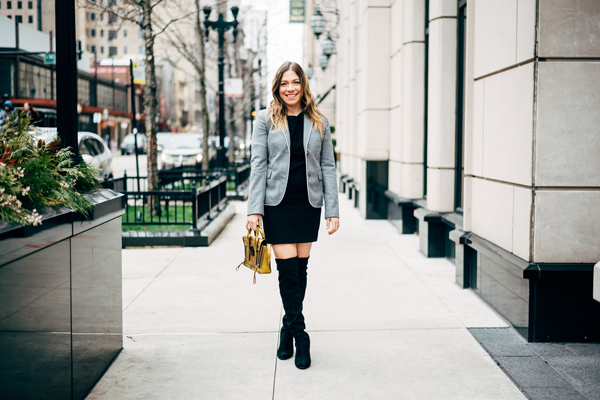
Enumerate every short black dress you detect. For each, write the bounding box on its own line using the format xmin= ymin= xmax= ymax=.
xmin=263 ymin=113 xmax=322 ymax=244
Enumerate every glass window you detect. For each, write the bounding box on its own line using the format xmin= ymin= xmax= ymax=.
xmin=91 ymin=12 xmax=95 ymax=20
xmin=100 ymin=12 xmax=103 ymax=21
xmin=115 ymin=87 xmax=127 ymax=111
xmin=85 ymin=137 xmax=104 ymax=156
xmin=108 ymin=30 xmax=117 ymax=40
xmin=91 ymin=45 xmax=96 ymax=53
xmin=0 ymin=59 xmax=15 ymax=97
xmin=454 ymin=0 xmax=467 ymax=212
xmin=97 ymin=83 xmax=113 ymax=109
xmin=100 ymin=46 xmax=104 ymax=54
xmin=123 ymin=46 xmax=127 ymax=54
xmin=100 ymin=29 xmax=104 ymax=37
xmin=138 ymin=46 xmax=143 ymax=54
xmin=7 ymin=16 xmax=12 ymax=19
xmin=15 ymin=15 xmax=22 ymax=23
xmin=92 ymin=29 xmax=96 ymax=37
xmin=17 ymin=0 xmax=21 ymax=8
xmin=77 ymin=78 xmax=90 ymax=105
xmin=28 ymin=0 xmax=31 ymax=8
xmin=79 ymin=140 xmax=91 ymax=155
xmin=7 ymin=1 xmax=12 ymax=9
xmin=108 ymin=46 xmax=117 ymax=56
xmin=28 ymin=15 xmax=32 ymax=23
xmin=123 ymin=29 xmax=127 ymax=37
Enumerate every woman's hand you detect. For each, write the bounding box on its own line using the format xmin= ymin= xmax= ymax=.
xmin=246 ymin=214 xmax=263 ymax=231
xmin=326 ymin=217 xmax=339 ymax=235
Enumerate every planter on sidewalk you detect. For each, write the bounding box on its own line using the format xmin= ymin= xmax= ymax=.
xmin=0 ymin=189 xmax=125 ymax=400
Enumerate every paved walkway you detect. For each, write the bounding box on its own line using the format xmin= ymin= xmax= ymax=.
xmin=87 ymin=197 xmax=526 ymax=400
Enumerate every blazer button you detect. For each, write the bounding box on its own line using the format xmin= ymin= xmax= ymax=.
xmin=307 ymin=151 xmax=310 ymax=155
xmin=308 ymin=172 xmax=311 ymax=177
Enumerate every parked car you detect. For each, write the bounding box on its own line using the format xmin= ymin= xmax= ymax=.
xmin=156 ymin=132 xmax=173 ymax=153
xmin=159 ymin=133 xmax=204 ymax=170
xmin=30 ymin=129 xmax=113 ymax=179
xmin=120 ymin=133 xmax=147 ymax=155
xmin=78 ymin=131 xmax=114 ymax=179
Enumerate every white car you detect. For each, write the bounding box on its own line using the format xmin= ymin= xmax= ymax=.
xmin=78 ymin=131 xmax=114 ymax=179
xmin=159 ymin=133 xmax=203 ymax=170
xmin=31 ymin=129 xmax=113 ymax=179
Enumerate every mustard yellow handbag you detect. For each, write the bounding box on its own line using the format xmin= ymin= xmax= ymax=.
xmin=236 ymin=226 xmax=272 ymax=283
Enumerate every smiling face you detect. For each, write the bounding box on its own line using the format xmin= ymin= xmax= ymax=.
xmin=279 ymin=69 xmax=303 ymax=112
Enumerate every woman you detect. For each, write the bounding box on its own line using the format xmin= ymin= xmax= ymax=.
xmin=246 ymin=61 xmax=340 ymax=370
xmin=22 ymin=102 xmax=40 ymax=126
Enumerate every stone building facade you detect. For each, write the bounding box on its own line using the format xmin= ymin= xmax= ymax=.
xmin=335 ymin=0 xmax=600 ymax=342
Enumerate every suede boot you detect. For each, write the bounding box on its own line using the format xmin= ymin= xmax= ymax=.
xmin=294 ymin=332 xmax=311 ymax=369
xmin=276 ymin=256 xmax=310 ymax=368
xmin=277 ymin=325 xmax=293 ymax=360
xmin=298 ymin=256 xmax=309 ymax=301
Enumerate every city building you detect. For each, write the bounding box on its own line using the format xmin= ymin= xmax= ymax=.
xmin=0 ymin=15 xmax=136 ymax=150
xmin=334 ymin=0 xmax=600 ymax=342
xmin=0 ymin=0 xmax=54 ymax=32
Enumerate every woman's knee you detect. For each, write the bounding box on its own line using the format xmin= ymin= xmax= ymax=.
xmin=272 ymin=243 xmax=298 ymax=259
xmin=296 ymin=243 xmax=312 ymax=258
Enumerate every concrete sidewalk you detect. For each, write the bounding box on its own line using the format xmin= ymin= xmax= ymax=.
xmin=87 ymin=197 xmax=526 ymax=400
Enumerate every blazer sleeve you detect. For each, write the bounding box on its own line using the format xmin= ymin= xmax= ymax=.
xmin=247 ymin=110 xmax=268 ymax=216
xmin=320 ymin=118 xmax=340 ymax=219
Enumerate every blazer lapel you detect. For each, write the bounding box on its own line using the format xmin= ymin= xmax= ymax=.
xmin=279 ymin=121 xmax=291 ymax=152
xmin=303 ymin=113 xmax=314 ymax=149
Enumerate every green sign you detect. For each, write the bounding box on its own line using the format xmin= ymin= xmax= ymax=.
xmin=44 ymin=52 xmax=56 ymax=65
xmin=290 ymin=0 xmax=305 ymax=23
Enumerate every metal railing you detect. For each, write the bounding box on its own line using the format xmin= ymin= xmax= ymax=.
xmin=117 ymin=175 xmax=227 ymax=229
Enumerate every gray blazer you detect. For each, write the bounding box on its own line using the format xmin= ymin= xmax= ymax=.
xmin=247 ymin=109 xmax=339 ymax=219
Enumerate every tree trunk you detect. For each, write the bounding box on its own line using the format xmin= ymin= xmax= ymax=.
xmin=141 ymin=0 xmax=160 ymax=215
xmin=196 ymin=0 xmax=210 ymax=171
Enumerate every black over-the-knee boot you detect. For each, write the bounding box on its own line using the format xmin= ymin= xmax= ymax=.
xmin=277 ymin=257 xmax=311 ymax=369
xmin=298 ymin=256 xmax=309 ymax=301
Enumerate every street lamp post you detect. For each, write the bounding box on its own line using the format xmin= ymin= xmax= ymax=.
xmin=203 ymin=5 xmax=239 ymax=169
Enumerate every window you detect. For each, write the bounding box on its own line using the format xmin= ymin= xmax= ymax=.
xmin=91 ymin=45 xmax=96 ymax=53
xmin=423 ymin=0 xmax=429 ymax=197
xmin=91 ymin=29 xmax=96 ymax=37
xmin=28 ymin=0 xmax=32 ymax=8
xmin=123 ymin=46 xmax=127 ymax=54
xmin=123 ymin=29 xmax=127 ymax=37
xmin=138 ymin=46 xmax=143 ymax=54
xmin=108 ymin=13 xmax=117 ymax=24
xmin=7 ymin=1 xmax=11 ymax=9
xmin=100 ymin=29 xmax=104 ymax=37
xmin=28 ymin=15 xmax=32 ymax=23
xmin=7 ymin=15 xmax=12 ymax=19
xmin=139 ymin=29 xmax=143 ymax=38
xmin=100 ymin=12 xmax=103 ymax=21
xmin=100 ymin=46 xmax=104 ymax=54
xmin=17 ymin=0 xmax=21 ymax=8
xmin=108 ymin=30 xmax=117 ymax=40
xmin=454 ymin=0 xmax=467 ymax=212
xmin=91 ymin=12 xmax=95 ymax=20
xmin=108 ymin=46 xmax=117 ymax=56
xmin=15 ymin=15 xmax=22 ymax=23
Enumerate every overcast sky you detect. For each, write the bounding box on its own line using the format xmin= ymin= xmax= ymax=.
xmin=240 ymin=0 xmax=304 ymax=105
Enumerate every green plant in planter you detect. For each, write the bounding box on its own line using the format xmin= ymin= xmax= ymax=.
xmin=0 ymin=113 xmax=101 ymax=226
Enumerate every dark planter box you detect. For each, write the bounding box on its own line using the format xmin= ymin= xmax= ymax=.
xmin=0 ymin=189 xmax=125 ymax=400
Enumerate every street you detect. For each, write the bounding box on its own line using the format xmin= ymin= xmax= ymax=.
xmin=111 ymin=151 xmax=147 ymax=179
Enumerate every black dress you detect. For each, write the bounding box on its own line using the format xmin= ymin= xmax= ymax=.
xmin=263 ymin=113 xmax=322 ymax=244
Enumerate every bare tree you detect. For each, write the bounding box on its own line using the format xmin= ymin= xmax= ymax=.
xmin=82 ymin=0 xmax=194 ymax=214
xmin=157 ymin=0 xmax=215 ymax=171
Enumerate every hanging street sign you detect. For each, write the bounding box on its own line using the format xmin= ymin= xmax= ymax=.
xmin=290 ymin=0 xmax=305 ymax=23
xmin=224 ymin=78 xmax=243 ymax=97
xmin=133 ymin=61 xmax=146 ymax=85
xmin=44 ymin=52 xmax=57 ymax=65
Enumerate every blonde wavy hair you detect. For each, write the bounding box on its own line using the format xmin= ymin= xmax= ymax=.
xmin=266 ymin=61 xmax=326 ymax=135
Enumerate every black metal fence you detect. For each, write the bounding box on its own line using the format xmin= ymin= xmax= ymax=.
xmin=115 ymin=174 xmax=227 ymax=229
xmin=102 ymin=163 xmax=249 ymax=229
